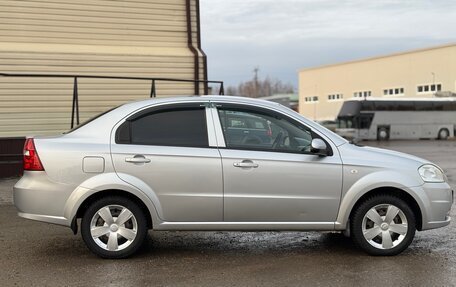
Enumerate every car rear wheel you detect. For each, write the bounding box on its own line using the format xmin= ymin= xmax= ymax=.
xmin=81 ymin=196 xmax=148 ymax=259
xmin=351 ymin=194 xmax=416 ymax=256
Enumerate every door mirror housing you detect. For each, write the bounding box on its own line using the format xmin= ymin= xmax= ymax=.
xmin=310 ymin=138 xmax=328 ymax=156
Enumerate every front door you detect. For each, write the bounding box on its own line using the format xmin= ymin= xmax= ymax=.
xmin=215 ymin=104 xmax=343 ymax=222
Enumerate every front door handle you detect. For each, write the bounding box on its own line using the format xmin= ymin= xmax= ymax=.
xmin=125 ymin=155 xmax=151 ymax=164
xmin=233 ymin=160 xmax=259 ymax=168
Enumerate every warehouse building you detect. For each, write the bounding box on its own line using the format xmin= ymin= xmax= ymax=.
xmin=298 ymin=43 xmax=456 ymax=121
xmin=0 ymin=0 xmax=210 ymax=177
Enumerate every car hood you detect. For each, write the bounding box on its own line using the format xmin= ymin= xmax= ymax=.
xmin=337 ymin=143 xmax=431 ymax=170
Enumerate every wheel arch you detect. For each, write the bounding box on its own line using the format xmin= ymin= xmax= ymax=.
xmin=75 ymin=189 xmax=153 ymax=232
xmin=341 ymin=186 xmax=423 ymax=231
xmin=63 ymin=173 xmax=162 ymax=234
xmin=437 ymin=127 xmax=451 ymax=140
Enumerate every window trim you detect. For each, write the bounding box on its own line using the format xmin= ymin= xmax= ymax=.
xmin=214 ymin=103 xmax=333 ymax=156
xmin=115 ymin=103 xmax=211 ymax=148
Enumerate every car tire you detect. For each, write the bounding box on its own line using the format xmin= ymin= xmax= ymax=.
xmin=350 ymin=194 xmax=416 ymax=256
xmin=81 ymin=196 xmax=148 ymax=259
xmin=438 ymin=128 xmax=449 ymax=140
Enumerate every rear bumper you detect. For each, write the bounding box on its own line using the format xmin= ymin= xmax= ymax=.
xmin=17 ymin=212 xmax=68 ymax=226
xmin=13 ymin=171 xmax=73 ymax=227
xmin=423 ymin=215 xmax=451 ymax=230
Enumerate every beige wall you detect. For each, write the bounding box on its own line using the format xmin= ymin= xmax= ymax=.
xmin=299 ymin=44 xmax=456 ymax=121
xmin=0 ymin=0 xmax=206 ymax=137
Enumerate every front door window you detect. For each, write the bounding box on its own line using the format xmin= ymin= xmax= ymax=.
xmin=218 ymin=108 xmax=313 ymax=153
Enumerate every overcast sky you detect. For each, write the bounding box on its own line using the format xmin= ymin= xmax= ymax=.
xmin=200 ymin=0 xmax=456 ymax=89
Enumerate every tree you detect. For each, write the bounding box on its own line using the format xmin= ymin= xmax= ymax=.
xmin=222 ymin=68 xmax=295 ymax=98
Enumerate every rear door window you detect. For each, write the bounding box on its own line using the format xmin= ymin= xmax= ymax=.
xmin=117 ymin=106 xmax=208 ymax=148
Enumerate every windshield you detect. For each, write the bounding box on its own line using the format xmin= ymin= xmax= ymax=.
xmin=337 ymin=101 xmax=361 ymax=118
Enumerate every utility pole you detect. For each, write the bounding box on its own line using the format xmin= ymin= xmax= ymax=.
xmin=253 ymin=66 xmax=259 ymax=97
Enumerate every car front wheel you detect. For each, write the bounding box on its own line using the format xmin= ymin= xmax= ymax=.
xmin=351 ymin=194 xmax=416 ymax=256
xmin=81 ymin=196 xmax=148 ymax=259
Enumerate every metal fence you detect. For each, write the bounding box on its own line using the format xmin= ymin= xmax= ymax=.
xmin=0 ymin=72 xmax=225 ymax=129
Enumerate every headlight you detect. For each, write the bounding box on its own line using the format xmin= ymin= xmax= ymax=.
xmin=418 ymin=164 xmax=445 ymax=183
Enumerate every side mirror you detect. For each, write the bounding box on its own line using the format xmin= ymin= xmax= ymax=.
xmin=310 ymin=138 xmax=328 ymax=156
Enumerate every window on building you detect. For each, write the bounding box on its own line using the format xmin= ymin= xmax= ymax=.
xmin=417 ymin=83 xmax=443 ymax=94
xmin=354 ymin=91 xmax=372 ymax=98
xmin=328 ymin=94 xmax=343 ymax=101
xmin=383 ymin=87 xmax=405 ymax=96
xmin=305 ymin=96 xmax=319 ymax=103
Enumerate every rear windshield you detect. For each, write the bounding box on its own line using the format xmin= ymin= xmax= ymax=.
xmin=65 ymin=106 xmax=119 ymax=134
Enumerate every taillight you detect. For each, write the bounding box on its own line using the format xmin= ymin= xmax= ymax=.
xmin=23 ymin=138 xmax=44 ymax=171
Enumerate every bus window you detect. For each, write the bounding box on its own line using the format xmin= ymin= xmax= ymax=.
xmin=433 ymin=102 xmax=445 ymax=111
xmin=337 ymin=118 xmax=354 ymax=129
xmin=396 ymin=102 xmax=415 ymax=111
xmin=375 ymin=101 xmax=394 ymax=111
xmin=443 ymin=102 xmax=456 ymax=111
xmin=415 ymin=101 xmax=433 ymax=111
xmin=359 ymin=114 xmax=374 ymax=129
xmin=361 ymin=101 xmax=375 ymax=111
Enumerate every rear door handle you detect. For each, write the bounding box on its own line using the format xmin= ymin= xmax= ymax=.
xmin=233 ymin=160 xmax=259 ymax=168
xmin=125 ymin=155 xmax=151 ymax=164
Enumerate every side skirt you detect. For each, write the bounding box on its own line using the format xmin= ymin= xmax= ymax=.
xmin=154 ymin=221 xmax=336 ymax=231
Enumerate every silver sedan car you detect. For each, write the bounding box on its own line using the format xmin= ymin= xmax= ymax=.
xmin=14 ymin=96 xmax=453 ymax=258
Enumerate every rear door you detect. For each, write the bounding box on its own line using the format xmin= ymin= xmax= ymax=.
xmin=111 ymin=102 xmax=223 ymax=222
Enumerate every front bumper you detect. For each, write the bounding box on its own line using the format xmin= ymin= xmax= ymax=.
xmin=411 ymin=182 xmax=453 ymax=231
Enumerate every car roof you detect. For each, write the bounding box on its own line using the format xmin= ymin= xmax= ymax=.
xmin=120 ymin=95 xmax=280 ymax=110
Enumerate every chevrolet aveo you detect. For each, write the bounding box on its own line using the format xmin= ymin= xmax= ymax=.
xmin=14 ymin=96 xmax=453 ymax=258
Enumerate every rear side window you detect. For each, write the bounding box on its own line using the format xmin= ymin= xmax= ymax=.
xmin=116 ymin=107 xmax=208 ymax=148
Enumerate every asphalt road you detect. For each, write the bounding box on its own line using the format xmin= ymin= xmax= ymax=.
xmin=1 ymin=140 xmax=455 ymax=287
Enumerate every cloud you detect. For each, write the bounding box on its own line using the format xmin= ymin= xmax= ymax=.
xmin=200 ymin=0 xmax=456 ymax=87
